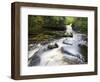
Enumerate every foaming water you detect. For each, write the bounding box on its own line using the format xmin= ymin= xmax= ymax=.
xmin=28 ymin=25 xmax=87 ymax=66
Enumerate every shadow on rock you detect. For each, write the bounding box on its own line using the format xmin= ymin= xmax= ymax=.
xmin=28 ymin=53 xmax=41 ymax=66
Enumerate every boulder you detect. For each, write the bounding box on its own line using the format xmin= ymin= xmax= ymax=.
xmin=64 ymin=32 xmax=73 ymax=37
xmin=28 ymin=54 xmax=40 ymax=66
xmin=48 ymin=43 xmax=59 ymax=49
xmin=63 ymin=39 xmax=73 ymax=45
xmin=61 ymin=46 xmax=81 ymax=59
xmin=78 ymin=40 xmax=87 ymax=47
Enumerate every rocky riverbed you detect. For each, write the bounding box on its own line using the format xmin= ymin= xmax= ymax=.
xmin=28 ymin=32 xmax=87 ymax=66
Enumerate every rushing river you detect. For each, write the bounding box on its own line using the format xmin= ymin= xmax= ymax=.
xmin=28 ymin=25 xmax=87 ymax=66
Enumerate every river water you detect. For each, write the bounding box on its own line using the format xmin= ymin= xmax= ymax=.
xmin=28 ymin=32 xmax=87 ymax=66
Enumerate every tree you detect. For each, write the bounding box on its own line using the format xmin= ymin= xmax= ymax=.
xmin=43 ymin=16 xmax=66 ymax=31
xmin=72 ymin=17 xmax=87 ymax=33
xmin=28 ymin=15 xmax=44 ymax=34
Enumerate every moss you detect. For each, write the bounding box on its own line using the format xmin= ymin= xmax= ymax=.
xmin=32 ymin=33 xmax=51 ymax=41
xmin=31 ymin=31 xmax=66 ymax=41
xmin=29 ymin=30 xmax=73 ymax=42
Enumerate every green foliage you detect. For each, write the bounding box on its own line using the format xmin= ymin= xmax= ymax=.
xmin=72 ymin=17 xmax=87 ymax=33
xmin=65 ymin=17 xmax=75 ymax=25
xmin=48 ymin=43 xmax=59 ymax=49
xmin=28 ymin=15 xmax=88 ymax=42
xmin=64 ymin=16 xmax=87 ymax=33
xmin=31 ymin=31 xmax=66 ymax=41
xmin=28 ymin=15 xmax=44 ymax=34
xmin=43 ymin=16 xmax=66 ymax=30
xmin=32 ymin=33 xmax=51 ymax=41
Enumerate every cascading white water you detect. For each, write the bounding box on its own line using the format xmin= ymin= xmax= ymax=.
xmin=65 ymin=24 xmax=73 ymax=35
xmin=28 ymin=24 xmax=87 ymax=66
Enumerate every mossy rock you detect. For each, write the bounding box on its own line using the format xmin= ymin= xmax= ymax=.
xmin=48 ymin=43 xmax=59 ymax=49
xmin=64 ymin=32 xmax=73 ymax=37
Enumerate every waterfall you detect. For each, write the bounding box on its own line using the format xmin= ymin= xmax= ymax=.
xmin=28 ymin=24 xmax=87 ymax=66
xmin=65 ymin=24 xmax=73 ymax=35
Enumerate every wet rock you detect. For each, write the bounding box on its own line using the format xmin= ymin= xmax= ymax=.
xmin=28 ymin=54 xmax=40 ymax=66
xmin=64 ymin=32 xmax=73 ymax=37
xmin=78 ymin=40 xmax=87 ymax=47
xmin=61 ymin=46 xmax=83 ymax=59
xmin=61 ymin=47 xmax=76 ymax=56
xmin=82 ymin=35 xmax=87 ymax=41
xmin=63 ymin=55 xmax=84 ymax=64
xmin=79 ymin=44 xmax=88 ymax=62
xmin=63 ymin=39 xmax=73 ymax=45
xmin=48 ymin=43 xmax=59 ymax=49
